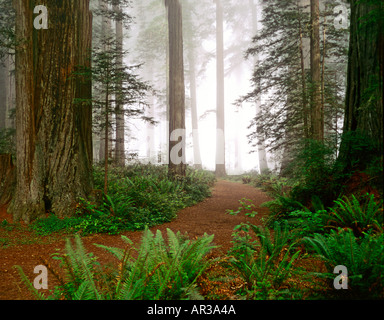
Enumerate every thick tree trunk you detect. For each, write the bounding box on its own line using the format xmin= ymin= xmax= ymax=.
xmin=215 ymin=0 xmax=226 ymax=177
xmin=338 ymin=0 xmax=383 ymax=172
xmin=8 ymin=0 xmax=93 ymax=223
xmin=166 ymin=0 xmax=186 ymax=177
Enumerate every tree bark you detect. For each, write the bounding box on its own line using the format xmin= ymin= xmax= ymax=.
xmin=310 ymin=0 xmax=323 ymax=141
xmin=215 ymin=0 xmax=226 ymax=177
xmin=298 ymin=1 xmax=310 ymax=140
xmin=338 ymin=0 xmax=383 ymax=172
xmin=0 ymin=62 xmax=6 ymax=130
xmin=0 ymin=154 xmax=15 ymax=207
xmin=8 ymin=0 xmax=93 ymax=223
xmin=114 ymin=0 xmax=125 ymax=167
xmin=165 ymin=0 xmax=186 ymax=177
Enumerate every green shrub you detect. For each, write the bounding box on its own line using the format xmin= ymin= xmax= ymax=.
xmin=303 ymin=229 xmax=384 ymax=299
xmin=261 ymin=194 xmax=305 ymax=227
xmin=15 ymin=229 xmax=216 ymax=300
xmin=287 ymin=209 xmax=327 ymax=239
xmin=286 ymin=139 xmax=340 ymax=207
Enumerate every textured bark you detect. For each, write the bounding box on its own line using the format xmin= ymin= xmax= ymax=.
xmin=215 ymin=0 xmax=226 ymax=177
xmin=8 ymin=0 xmax=93 ymax=223
xmin=298 ymin=1 xmax=310 ymax=140
xmin=0 ymin=154 xmax=15 ymax=206
xmin=0 ymin=62 xmax=6 ymax=129
xmin=166 ymin=0 xmax=186 ymax=177
xmin=338 ymin=0 xmax=383 ymax=171
xmin=310 ymin=0 xmax=323 ymax=141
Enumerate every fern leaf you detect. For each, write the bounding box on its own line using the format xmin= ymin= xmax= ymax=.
xmin=13 ymin=265 xmax=47 ymax=300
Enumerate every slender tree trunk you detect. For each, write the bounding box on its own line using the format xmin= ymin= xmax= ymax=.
xmin=104 ymin=83 xmax=109 ymax=195
xmin=114 ymin=0 xmax=125 ymax=167
xmin=250 ymin=0 xmax=268 ymax=173
xmin=8 ymin=0 xmax=93 ymax=223
xmin=310 ymin=0 xmax=323 ymax=141
xmin=215 ymin=0 xmax=226 ymax=177
xmin=298 ymin=1 xmax=310 ymax=140
xmin=0 ymin=61 xmax=6 ymax=129
xmin=321 ymin=21 xmax=326 ymax=138
xmin=188 ymin=46 xmax=202 ymax=170
xmin=165 ymin=0 xmax=186 ymax=177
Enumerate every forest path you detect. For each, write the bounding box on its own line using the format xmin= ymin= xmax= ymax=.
xmin=0 ymin=179 xmax=271 ymax=300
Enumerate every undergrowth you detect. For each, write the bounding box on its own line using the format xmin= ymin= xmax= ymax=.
xmin=15 ymin=228 xmax=216 ymax=300
xmin=30 ymin=164 xmax=216 ymax=236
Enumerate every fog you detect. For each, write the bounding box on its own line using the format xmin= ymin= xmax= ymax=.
xmin=104 ymin=0 xmax=273 ymax=175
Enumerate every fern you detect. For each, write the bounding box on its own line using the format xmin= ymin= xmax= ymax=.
xmin=326 ymin=193 xmax=383 ymax=236
xmin=229 ymin=221 xmax=301 ymax=298
xmin=13 ymin=266 xmax=48 ymax=300
xmin=303 ymin=229 xmax=384 ymax=298
xmin=16 ymin=230 xmax=216 ymax=300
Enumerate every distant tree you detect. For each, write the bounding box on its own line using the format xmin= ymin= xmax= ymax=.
xmin=214 ymin=0 xmax=226 ymax=177
xmin=248 ymin=0 xmax=269 ymax=173
xmin=91 ymin=36 xmax=152 ymax=194
xmin=0 ymin=0 xmax=15 ymax=132
xmin=240 ymin=0 xmax=348 ymax=171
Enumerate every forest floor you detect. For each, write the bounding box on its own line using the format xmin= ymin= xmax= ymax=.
xmin=0 ymin=180 xmax=289 ymax=300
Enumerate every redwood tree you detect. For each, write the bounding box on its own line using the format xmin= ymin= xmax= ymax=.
xmin=8 ymin=0 xmax=94 ymax=222
xmin=338 ymin=0 xmax=383 ymax=173
xmin=214 ymin=0 xmax=226 ymax=177
xmin=310 ymin=0 xmax=323 ymax=142
xmin=165 ymin=0 xmax=186 ymax=177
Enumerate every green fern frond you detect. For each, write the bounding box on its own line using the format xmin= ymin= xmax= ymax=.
xmin=13 ymin=265 xmax=47 ymax=300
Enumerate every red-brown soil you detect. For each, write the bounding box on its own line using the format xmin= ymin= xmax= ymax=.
xmin=0 ymin=179 xmax=271 ymax=300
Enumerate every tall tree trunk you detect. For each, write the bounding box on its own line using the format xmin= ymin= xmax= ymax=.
xmin=5 ymin=54 xmax=15 ymax=129
xmin=298 ymin=0 xmax=310 ymax=140
xmin=0 ymin=61 xmax=6 ymax=130
xmin=98 ymin=0 xmax=112 ymax=163
xmin=165 ymin=0 xmax=186 ymax=177
xmin=310 ymin=0 xmax=323 ymax=141
xmin=250 ymin=0 xmax=268 ymax=173
xmin=338 ymin=0 xmax=383 ymax=172
xmin=187 ymin=44 xmax=202 ymax=170
xmin=215 ymin=0 xmax=226 ymax=177
xmin=8 ymin=0 xmax=93 ymax=223
xmin=114 ymin=0 xmax=125 ymax=167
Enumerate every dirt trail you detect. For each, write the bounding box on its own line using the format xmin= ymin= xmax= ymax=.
xmin=0 ymin=179 xmax=271 ymax=300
